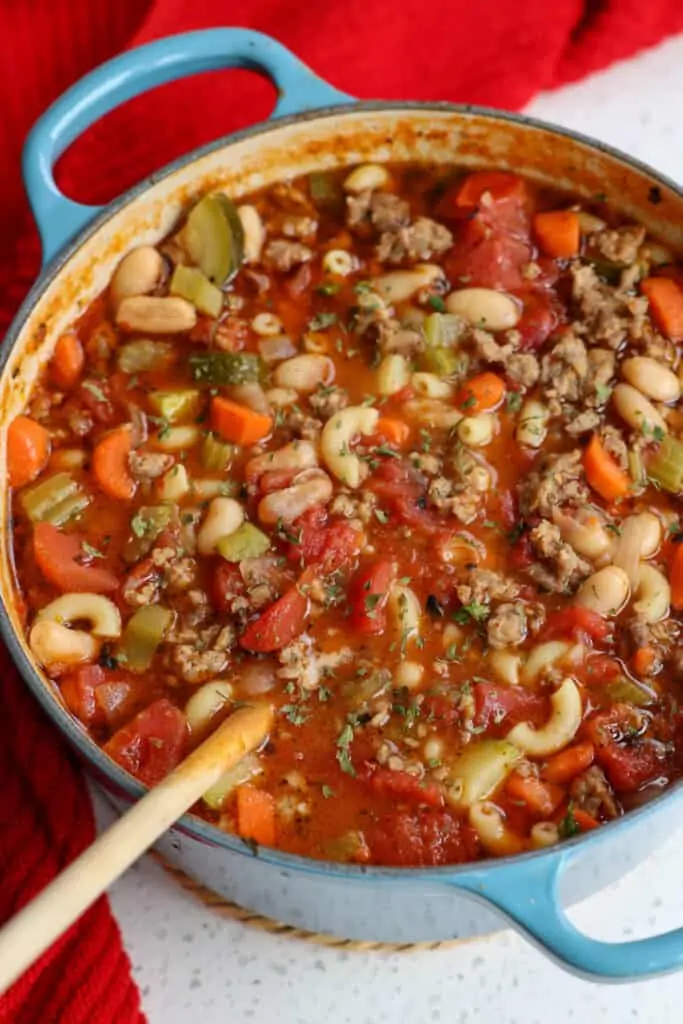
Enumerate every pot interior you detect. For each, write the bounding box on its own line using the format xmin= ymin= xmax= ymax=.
xmin=2 ymin=103 xmax=682 ymax=827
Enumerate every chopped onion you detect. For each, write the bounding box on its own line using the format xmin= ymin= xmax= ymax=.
xmin=258 ymin=334 xmax=298 ymax=363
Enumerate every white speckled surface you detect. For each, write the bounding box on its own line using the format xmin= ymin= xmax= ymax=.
xmin=107 ymin=33 xmax=683 ymax=1022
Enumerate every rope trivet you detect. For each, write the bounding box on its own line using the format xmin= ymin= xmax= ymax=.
xmin=153 ymin=854 xmax=486 ymax=952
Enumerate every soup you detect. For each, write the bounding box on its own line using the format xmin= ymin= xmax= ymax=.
xmin=8 ymin=162 xmax=683 ymax=866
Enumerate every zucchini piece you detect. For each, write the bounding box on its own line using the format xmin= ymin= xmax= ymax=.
xmin=648 ymin=435 xmax=683 ymax=494
xmin=183 ymin=193 xmax=244 ymax=285
xmin=169 ymin=264 xmax=223 ymax=318
xmin=46 ymin=492 xmax=91 ymax=526
xmin=121 ymin=604 xmax=174 ymax=672
xmin=216 ymin=522 xmax=270 ymax=561
xmin=149 ymin=389 xmax=201 ymax=424
xmin=117 ymin=339 xmax=177 ymax=374
xmin=189 ymin=351 xmax=262 ymax=386
xmin=604 ymin=676 xmax=656 ymax=707
xmin=422 ymin=347 xmax=469 ymax=377
xmin=309 ymin=171 xmax=343 ymax=208
xmin=123 ymin=504 xmax=175 ymax=563
xmin=21 ymin=473 xmax=79 ymax=522
xmin=203 ymin=753 xmax=262 ymax=810
xmin=446 ymin=739 xmax=522 ymax=809
xmin=424 ymin=312 xmax=466 ymax=348
xmin=201 ymin=432 xmax=234 ymax=472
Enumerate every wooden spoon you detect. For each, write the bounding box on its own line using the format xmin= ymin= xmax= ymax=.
xmin=0 ymin=702 xmax=273 ymax=995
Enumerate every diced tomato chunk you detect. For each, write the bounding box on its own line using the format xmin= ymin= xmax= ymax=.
xmin=582 ymin=704 xmax=669 ymax=792
xmin=239 ymin=577 xmax=310 ymax=652
xmin=347 ymin=559 xmax=395 ymax=635
xmin=473 ymin=682 xmax=548 ymax=732
xmin=104 ymin=699 xmax=187 ymax=786
xmin=364 ymin=765 xmax=444 ymax=808
xmin=77 ymin=380 xmax=116 ymax=424
xmin=367 ymin=809 xmax=480 ymax=866
xmin=445 ymin=216 xmax=532 ymax=291
xmin=60 ymin=665 xmax=106 ymax=727
xmin=515 ymin=286 xmax=563 ymax=351
xmin=421 ymin=694 xmax=461 ymax=727
xmin=34 ymin=522 xmax=119 ymax=594
xmin=542 ymin=607 xmax=612 ymax=643
xmin=288 ymin=506 xmax=361 ymax=573
xmin=211 ymin=563 xmax=246 ymax=614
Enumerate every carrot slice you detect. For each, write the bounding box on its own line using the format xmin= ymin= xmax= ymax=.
xmin=583 ymin=433 xmax=630 ymax=502
xmin=211 ymin=397 xmax=273 ymax=445
xmin=236 ymin=785 xmax=276 ymax=846
xmin=671 ymin=543 xmax=683 ymax=610
xmin=454 ymin=171 xmax=526 ymax=207
xmin=33 ymin=522 xmax=118 ymax=593
xmin=50 ymin=332 xmax=85 ymax=389
xmin=572 ymin=808 xmax=600 ymax=832
xmin=7 ymin=415 xmax=51 ymax=488
xmin=533 ymin=210 xmax=580 ymax=259
xmin=542 ymin=742 xmax=595 ymax=785
xmin=454 ymin=372 xmax=506 ymax=414
xmin=641 ymin=276 xmax=683 ymax=341
xmin=375 ymin=417 xmax=410 ymax=447
xmin=92 ymin=425 xmax=136 ymax=500
xmin=632 ymin=645 xmax=657 ymax=677
xmin=505 ymin=771 xmax=564 ymax=817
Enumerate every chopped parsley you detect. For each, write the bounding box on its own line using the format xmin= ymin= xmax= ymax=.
xmin=506 ymin=521 xmax=526 ymax=545
xmin=318 ymin=685 xmax=332 ymax=702
xmin=81 ymin=541 xmax=104 ymax=560
xmin=453 ymin=601 xmax=489 ymax=624
xmin=505 ymin=391 xmax=523 ymax=413
xmin=336 ymin=718 xmax=357 ymax=776
xmin=308 ymin=311 xmax=338 ymax=331
xmin=317 ymin=281 xmax=341 ymax=296
xmin=81 ymin=380 xmax=107 ymax=403
xmin=353 ymin=281 xmax=373 ymax=294
xmin=321 ymin=785 xmax=336 ymax=799
xmin=558 ymin=802 xmax=580 ymax=839
xmin=374 ymin=508 xmax=390 ymax=524
xmin=281 ymin=704 xmax=310 ymax=727
xmin=427 ymin=295 xmax=446 ymax=312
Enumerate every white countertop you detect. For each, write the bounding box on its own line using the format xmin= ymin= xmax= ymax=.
xmin=107 ymin=32 xmax=683 ymax=1023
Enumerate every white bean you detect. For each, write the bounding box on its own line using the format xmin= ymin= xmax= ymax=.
xmin=411 ymin=372 xmax=454 ymax=399
xmin=612 ymin=383 xmax=667 ymax=435
xmin=110 ymin=246 xmax=164 ymax=308
xmin=246 ymin=441 xmax=318 ymax=483
xmin=273 ymin=354 xmax=334 ymax=393
xmin=388 ymin=584 xmax=422 ymax=639
xmin=197 ymin=497 xmax=245 ymax=555
xmin=152 ymin=425 xmax=201 ymax=451
xmin=343 ymin=163 xmax=390 ymax=193
xmin=237 ymin=205 xmax=265 ymax=264
xmin=403 ymin=399 xmax=463 ymax=430
xmin=157 ymin=464 xmax=190 ymax=503
xmin=373 ymin=264 xmax=444 ymax=304
xmin=457 ymin=414 xmax=495 ymax=448
xmin=377 ymin=354 xmax=410 ymax=396
xmin=575 ymin=566 xmax=630 ymax=616
xmin=265 ymin=387 xmax=298 ymax=408
xmin=251 ymin=313 xmax=284 ymax=337
xmin=621 ymin=357 xmax=680 ymax=403
xmin=394 ymin=661 xmax=425 ymax=689
xmin=633 ymin=563 xmax=670 ymax=623
xmin=258 ymin=469 xmax=333 ymax=525
xmin=516 ymin=400 xmax=549 ymax=448
xmin=321 ymin=405 xmax=379 ymax=488
xmin=37 ymin=593 xmax=121 ymax=637
xmin=552 ymin=509 xmax=613 ymax=562
xmin=29 ymin=620 xmax=99 ymax=672
xmin=116 ymin=295 xmax=196 ymax=334
xmin=50 ymin=448 xmax=87 ymax=471
xmin=185 ymin=680 xmax=233 ymax=736
xmin=322 ymin=249 xmax=355 ymax=276
xmin=445 ymin=288 xmax=520 ymax=331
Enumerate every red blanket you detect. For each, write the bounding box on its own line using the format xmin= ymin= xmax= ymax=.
xmin=1 ymin=2 xmax=682 ymax=1020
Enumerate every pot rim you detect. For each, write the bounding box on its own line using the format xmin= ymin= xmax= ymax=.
xmin=3 ymin=97 xmax=683 ymax=883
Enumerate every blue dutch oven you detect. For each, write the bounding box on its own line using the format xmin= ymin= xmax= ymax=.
xmin=3 ymin=27 xmax=683 ymax=981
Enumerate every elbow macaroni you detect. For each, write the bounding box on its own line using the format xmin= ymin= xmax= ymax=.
xmin=321 ymin=405 xmax=379 ymax=488
xmin=507 ymin=678 xmax=582 ymax=757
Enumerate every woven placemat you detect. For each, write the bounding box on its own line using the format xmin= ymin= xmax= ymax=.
xmin=154 ymin=854 xmax=482 ymax=952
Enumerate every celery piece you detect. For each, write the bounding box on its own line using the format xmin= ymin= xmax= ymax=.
xmin=422 ymin=347 xmax=469 ymax=378
xmin=323 ymin=830 xmax=369 ymax=863
xmin=149 ymin=389 xmax=201 ymax=424
xmin=121 ymin=604 xmax=174 ymax=672
xmin=648 ymin=435 xmax=683 ymax=494
xmin=201 ymin=432 xmax=234 ymax=472
xmin=189 ymin=351 xmax=262 ymax=387
xmin=117 ymin=339 xmax=176 ymax=374
xmin=604 ymin=677 xmax=656 ymax=707
xmin=21 ymin=473 xmax=78 ymax=522
xmin=46 ymin=492 xmax=91 ymax=526
xmin=203 ymin=753 xmax=262 ymax=810
xmin=216 ymin=523 xmax=270 ymax=562
xmin=123 ymin=504 xmax=175 ymax=563
xmin=182 ymin=193 xmax=244 ymax=285
xmin=446 ymin=739 xmax=522 ymax=809
xmin=588 ymin=255 xmax=624 ymax=285
xmin=309 ymin=171 xmax=343 ymax=207
xmin=170 ymin=264 xmax=223 ymax=318
xmin=424 ymin=312 xmax=466 ymax=348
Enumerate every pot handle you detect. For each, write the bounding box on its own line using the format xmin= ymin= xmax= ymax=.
xmin=453 ymin=849 xmax=683 ymax=980
xmin=23 ymin=27 xmax=352 ymax=265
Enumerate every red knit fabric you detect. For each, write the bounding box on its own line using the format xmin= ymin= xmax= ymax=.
xmin=0 ymin=3 xmax=681 ymax=1020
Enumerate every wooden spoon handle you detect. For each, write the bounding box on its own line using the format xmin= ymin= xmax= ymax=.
xmin=0 ymin=703 xmax=273 ymax=995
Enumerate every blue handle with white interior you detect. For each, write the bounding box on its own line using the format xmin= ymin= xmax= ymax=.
xmin=22 ymin=28 xmax=351 ymax=266
xmin=453 ymin=840 xmax=683 ymax=981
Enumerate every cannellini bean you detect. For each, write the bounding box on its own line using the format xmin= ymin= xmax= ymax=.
xmin=185 ymin=680 xmax=234 ymax=736
xmin=237 ymin=205 xmax=266 ymax=264
xmin=575 ymin=566 xmax=630 ymax=616
xmin=321 ymin=405 xmax=379 ymax=488
xmin=229 ymin=382 xmax=271 ymax=416
xmin=612 ymin=383 xmax=667 ymax=435
xmin=394 ymin=660 xmax=424 ymax=689
xmin=273 ymin=354 xmax=334 ymax=393
xmin=388 ymin=584 xmax=422 ymax=640
xmin=633 ymin=563 xmax=670 ymax=623
xmin=613 ymin=512 xmax=662 ymax=586
xmin=457 ymin=414 xmax=495 ymax=448
xmin=258 ymin=469 xmax=333 ymax=525
xmin=373 ymin=264 xmax=444 ymax=304
xmin=116 ymin=295 xmax=196 ymax=334
xmin=516 ymin=400 xmax=549 ymax=448
xmin=343 ymin=163 xmax=390 ymax=193
xmin=265 ymin=387 xmax=298 ymax=408
xmin=629 ymin=512 xmax=662 ymax=559
xmin=251 ymin=313 xmax=284 ymax=337
xmin=37 ymin=593 xmax=121 ymax=637
xmin=246 ymin=441 xmax=318 ymax=482
xmin=411 ymin=372 xmax=454 ymax=399
xmin=489 ymin=649 xmax=521 ymax=686
xmin=621 ymin=357 xmax=680 ymax=404
xmin=197 ymin=497 xmax=245 ymax=555
xmin=157 ymin=464 xmax=190 ymax=503
xmin=640 ymin=240 xmax=675 ymax=267
xmin=322 ymin=249 xmax=355 ymax=276
xmin=403 ymin=399 xmax=463 ymax=430
xmin=552 ymin=509 xmax=613 ymax=562
xmin=445 ymin=288 xmax=520 ymax=331
xmin=152 ymin=425 xmax=201 ymax=451
xmin=507 ymin=678 xmax=582 ymax=757
xmin=192 ymin=479 xmax=230 ymax=500
xmin=377 ymin=354 xmax=410 ymax=396
xmin=423 ymin=736 xmax=444 ymax=762
xmin=29 ymin=620 xmax=99 ymax=672
xmin=110 ymin=246 xmax=164 ymax=308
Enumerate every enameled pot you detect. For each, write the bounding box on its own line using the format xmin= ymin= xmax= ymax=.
xmin=4 ymin=27 xmax=683 ymax=982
